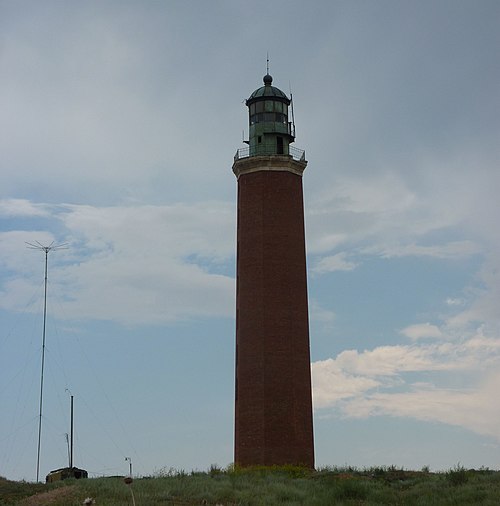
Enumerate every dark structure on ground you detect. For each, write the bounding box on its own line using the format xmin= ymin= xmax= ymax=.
xmin=233 ymin=74 xmax=314 ymax=468
xmin=46 ymin=466 xmax=88 ymax=483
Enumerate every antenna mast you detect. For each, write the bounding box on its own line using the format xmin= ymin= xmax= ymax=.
xmin=289 ymin=82 xmax=296 ymax=138
xmin=26 ymin=240 xmax=67 ymax=482
xmin=70 ymin=394 xmax=74 ymax=468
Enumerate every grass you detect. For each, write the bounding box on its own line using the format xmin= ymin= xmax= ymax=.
xmin=1 ymin=465 xmax=500 ymax=505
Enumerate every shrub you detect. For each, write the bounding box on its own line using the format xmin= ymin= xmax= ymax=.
xmin=446 ymin=464 xmax=469 ymax=486
xmin=209 ymin=463 xmax=223 ymax=477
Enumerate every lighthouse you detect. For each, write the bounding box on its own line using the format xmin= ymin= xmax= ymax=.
xmin=233 ymin=73 xmax=314 ymax=468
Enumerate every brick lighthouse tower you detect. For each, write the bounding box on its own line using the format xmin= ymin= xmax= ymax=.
xmin=233 ymin=73 xmax=314 ymax=468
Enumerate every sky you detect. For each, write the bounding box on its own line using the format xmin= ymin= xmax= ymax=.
xmin=1 ymin=0 xmax=499 ymax=481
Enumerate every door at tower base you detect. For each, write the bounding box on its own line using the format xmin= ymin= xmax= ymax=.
xmin=233 ymin=162 xmax=314 ymax=469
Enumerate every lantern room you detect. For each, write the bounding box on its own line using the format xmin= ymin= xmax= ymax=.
xmin=246 ymin=74 xmax=295 ymax=157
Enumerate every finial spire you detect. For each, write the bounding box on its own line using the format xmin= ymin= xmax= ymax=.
xmin=264 ymin=53 xmax=272 ymax=86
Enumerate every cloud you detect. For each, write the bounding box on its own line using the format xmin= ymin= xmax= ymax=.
xmin=0 ymin=201 xmax=236 ymax=325
xmin=446 ymin=298 xmax=464 ymax=306
xmin=306 ymin=173 xmax=421 ymax=256
xmin=312 ymin=323 xmax=500 ymax=440
xmin=60 ymin=202 xmax=234 ymax=261
xmin=312 ymin=359 xmax=380 ymax=408
xmin=0 ymin=230 xmax=57 ymax=273
xmin=307 ymin=140 xmax=500 ymax=443
xmin=318 ymin=343 xmax=457 ymax=380
xmin=401 ymin=323 xmax=443 ymax=341
xmin=312 ymin=252 xmax=358 ymax=274
xmin=0 ymin=199 xmax=51 ymax=217
xmin=0 ymin=6 xmax=242 ymax=206
xmin=306 ymin=143 xmax=497 ymax=264
xmin=309 ymin=299 xmax=336 ymax=332
xmin=342 ymin=374 xmax=500 ymax=440
xmin=363 ymin=241 xmax=481 ymax=260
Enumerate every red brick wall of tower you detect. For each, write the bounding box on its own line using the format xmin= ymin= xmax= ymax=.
xmin=234 ymin=167 xmax=314 ymax=468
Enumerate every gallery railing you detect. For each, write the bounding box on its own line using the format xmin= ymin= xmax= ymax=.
xmin=234 ymin=145 xmax=306 ymax=163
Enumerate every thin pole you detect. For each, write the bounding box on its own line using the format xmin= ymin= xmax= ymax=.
xmin=35 ymin=248 xmax=49 ymax=482
xmin=70 ymin=395 xmax=74 ymax=468
xmin=290 ymin=91 xmax=296 ymax=138
xmin=65 ymin=433 xmax=70 ymax=467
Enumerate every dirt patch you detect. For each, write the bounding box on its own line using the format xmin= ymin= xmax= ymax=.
xmin=17 ymin=485 xmax=77 ymax=505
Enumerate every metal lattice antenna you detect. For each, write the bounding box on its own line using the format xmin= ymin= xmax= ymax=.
xmin=26 ymin=240 xmax=68 ymax=482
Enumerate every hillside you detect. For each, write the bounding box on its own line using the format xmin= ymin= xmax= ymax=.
xmin=2 ymin=466 xmax=500 ymax=505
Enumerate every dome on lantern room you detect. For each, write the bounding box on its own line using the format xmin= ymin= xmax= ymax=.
xmin=247 ymin=74 xmax=289 ymax=103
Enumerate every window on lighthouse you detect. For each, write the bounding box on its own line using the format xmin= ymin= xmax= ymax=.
xmin=277 ymin=136 xmax=284 ymax=154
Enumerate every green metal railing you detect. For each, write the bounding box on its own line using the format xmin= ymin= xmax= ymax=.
xmin=234 ymin=145 xmax=306 ymax=162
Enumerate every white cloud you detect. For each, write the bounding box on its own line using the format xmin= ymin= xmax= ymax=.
xmin=306 ymin=232 xmax=347 ymax=256
xmin=306 ymin=171 xmax=448 ymax=258
xmin=313 ymin=252 xmax=358 ymax=274
xmin=464 ymin=331 xmax=500 ymax=353
xmin=305 ymin=155 xmax=499 ymax=445
xmin=447 ymin=256 xmax=500 ymax=336
xmin=60 ymin=202 xmax=235 ymax=261
xmin=312 ymin=324 xmax=500 ymax=439
xmin=0 ymin=199 xmax=50 ymax=217
xmin=446 ymin=298 xmax=464 ymax=306
xmin=312 ymin=359 xmax=380 ymax=408
xmin=333 ymin=344 xmax=458 ymax=377
xmin=342 ymin=374 xmax=500 ymax=440
xmin=311 ymin=173 xmax=417 ymax=218
xmin=306 ymin=149 xmax=496 ymax=267
xmin=364 ymin=241 xmax=481 ymax=260
xmin=0 ymin=201 xmax=236 ymax=325
xmin=0 ymin=230 xmax=57 ymax=273
xmin=401 ymin=323 xmax=443 ymax=341
xmin=309 ymin=299 xmax=336 ymax=331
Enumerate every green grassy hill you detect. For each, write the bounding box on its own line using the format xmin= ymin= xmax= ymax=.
xmin=2 ymin=466 xmax=500 ymax=505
